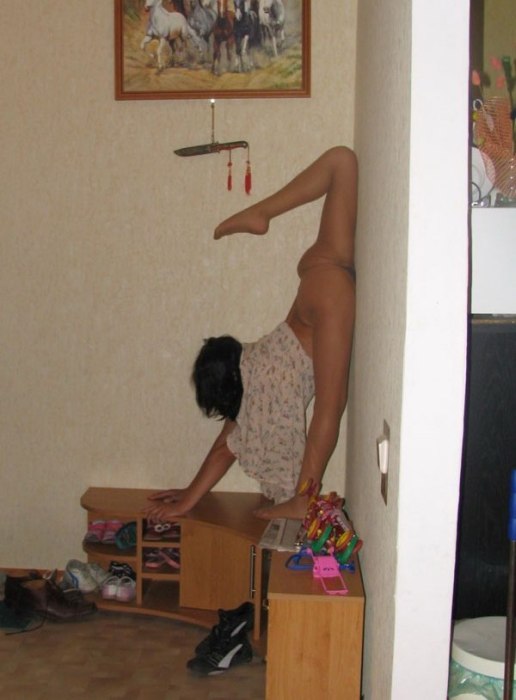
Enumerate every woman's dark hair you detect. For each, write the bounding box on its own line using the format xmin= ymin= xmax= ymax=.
xmin=192 ymin=336 xmax=243 ymax=421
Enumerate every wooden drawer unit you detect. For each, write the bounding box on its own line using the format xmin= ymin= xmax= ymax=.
xmin=266 ymin=550 xmax=365 ymax=699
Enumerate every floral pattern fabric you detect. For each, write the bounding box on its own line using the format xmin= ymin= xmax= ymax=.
xmin=227 ymin=322 xmax=314 ymax=503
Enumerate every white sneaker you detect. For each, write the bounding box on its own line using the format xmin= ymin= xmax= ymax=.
xmin=116 ymin=576 xmax=136 ymax=603
xmin=87 ymin=563 xmax=110 ymax=588
xmin=100 ymin=575 xmax=136 ymax=603
xmin=101 ymin=575 xmax=120 ymax=600
xmin=63 ymin=560 xmax=98 ymax=594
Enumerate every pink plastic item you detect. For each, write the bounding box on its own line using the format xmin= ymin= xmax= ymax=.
xmin=311 ymin=552 xmax=348 ymax=596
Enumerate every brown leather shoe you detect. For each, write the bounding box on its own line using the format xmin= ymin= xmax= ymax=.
xmin=6 ymin=574 xmax=97 ymax=622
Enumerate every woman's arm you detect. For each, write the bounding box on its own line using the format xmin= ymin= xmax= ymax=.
xmin=143 ymin=420 xmax=237 ymax=521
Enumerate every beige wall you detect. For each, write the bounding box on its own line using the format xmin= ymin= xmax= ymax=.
xmin=351 ymin=1 xmax=469 ymax=697
xmin=350 ymin=0 xmax=411 ymax=693
xmin=0 ymin=1 xmax=357 ymax=567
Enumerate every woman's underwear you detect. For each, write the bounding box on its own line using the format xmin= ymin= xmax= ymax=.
xmin=226 ymin=322 xmax=315 ymax=504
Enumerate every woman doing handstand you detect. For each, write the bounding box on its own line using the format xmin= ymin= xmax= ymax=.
xmin=144 ymin=146 xmax=358 ymax=521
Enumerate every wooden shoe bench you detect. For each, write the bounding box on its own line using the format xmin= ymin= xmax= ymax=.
xmin=81 ymin=487 xmax=365 ymax=700
xmin=81 ymin=487 xmax=269 ymax=640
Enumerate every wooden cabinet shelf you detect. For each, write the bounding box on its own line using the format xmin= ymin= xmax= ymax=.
xmin=83 ymin=542 xmax=137 ymax=562
xmin=142 ymin=538 xmax=181 ymax=546
xmin=80 ymin=487 xmax=268 ymax=638
xmin=141 ymin=571 xmax=180 ymax=581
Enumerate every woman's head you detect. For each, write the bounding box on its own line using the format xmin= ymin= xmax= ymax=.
xmin=192 ymin=336 xmax=243 ymax=421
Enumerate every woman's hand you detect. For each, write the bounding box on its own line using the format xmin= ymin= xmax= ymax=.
xmin=143 ymin=491 xmax=195 ymax=523
xmin=147 ymin=488 xmax=187 ymax=504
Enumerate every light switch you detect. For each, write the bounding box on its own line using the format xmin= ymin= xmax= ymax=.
xmin=377 ymin=420 xmax=390 ymax=505
xmin=377 ymin=436 xmax=389 ymax=474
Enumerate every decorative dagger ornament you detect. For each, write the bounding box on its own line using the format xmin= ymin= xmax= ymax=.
xmin=174 ymin=140 xmax=249 ymax=157
xmin=173 ymin=100 xmax=252 ymax=193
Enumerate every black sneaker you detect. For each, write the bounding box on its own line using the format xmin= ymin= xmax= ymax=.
xmin=187 ymin=629 xmax=253 ymax=676
xmin=108 ymin=561 xmax=136 ymax=580
xmin=195 ymin=601 xmax=254 ymax=656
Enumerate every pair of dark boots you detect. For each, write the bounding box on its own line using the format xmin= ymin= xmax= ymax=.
xmin=187 ymin=601 xmax=254 ymax=676
xmin=5 ymin=571 xmax=97 ymax=623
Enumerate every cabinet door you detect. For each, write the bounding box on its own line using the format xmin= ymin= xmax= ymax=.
xmin=266 ymin=597 xmax=364 ymax=700
xmin=179 ymin=521 xmax=255 ymax=610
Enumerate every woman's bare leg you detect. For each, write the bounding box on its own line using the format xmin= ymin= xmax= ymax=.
xmin=248 ymin=147 xmax=358 ymax=520
xmin=214 ymin=145 xmax=357 ymax=261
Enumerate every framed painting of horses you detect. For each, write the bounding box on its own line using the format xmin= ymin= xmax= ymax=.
xmin=115 ymin=0 xmax=311 ymax=99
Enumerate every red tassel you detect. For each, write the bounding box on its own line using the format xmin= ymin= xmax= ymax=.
xmin=227 ymin=150 xmax=233 ymax=191
xmin=245 ymin=160 xmax=252 ymax=194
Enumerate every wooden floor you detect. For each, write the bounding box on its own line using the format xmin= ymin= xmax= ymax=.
xmin=0 ymin=610 xmax=266 ymax=699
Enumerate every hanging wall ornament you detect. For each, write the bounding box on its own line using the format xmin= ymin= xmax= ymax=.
xmin=245 ymin=144 xmax=252 ymax=195
xmin=174 ymin=100 xmax=252 ymax=194
xmin=227 ymin=148 xmax=233 ymax=191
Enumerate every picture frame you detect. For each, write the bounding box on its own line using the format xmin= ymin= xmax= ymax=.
xmin=115 ymin=0 xmax=310 ymax=100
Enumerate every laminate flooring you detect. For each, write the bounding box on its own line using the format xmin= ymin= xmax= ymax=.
xmin=0 ymin=611 xmax=266 ymax=699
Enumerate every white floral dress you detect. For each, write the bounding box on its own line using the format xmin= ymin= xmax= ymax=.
xmin=227 ymin=322 xmax=315 ymax=503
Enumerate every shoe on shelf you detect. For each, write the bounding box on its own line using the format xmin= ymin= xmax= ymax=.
xmin=195 ymin=601 xmax=254 ymax=656
xmin=143 ymin=548 xmax=180 ymax=570
xmin=114 ymin=521 xmax=137 ymax=550
xmin=101 ymin=520 xmax=124 ymax=545
xmin=83 ymin=520 xmax=106 ymax=544
xmin=143 ymin=521 xmax=180 ymax=541
xmin=109 ymin=561 xmax=136 ymax=580
xmin=101 ymin=575 xmax=136 ymax=603
xmin=143 ymin=549 xmax=165 ymax=569
xmin=116 ymin=576 xmax=136 ymax=603
xmin=162 ymin=548 xmax=180 ymax=568
xmin=100 ymin=576 xmax=120 ymax=600
xmin=187 ymin=629 xmax=253 ymax=676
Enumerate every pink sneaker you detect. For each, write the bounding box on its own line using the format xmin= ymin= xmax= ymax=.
xmin=102 ymin=575 xmax=136 ymax=603
xmin=116 ymin=576 xmax=136 ymax=603
xmin=101 ymin=576 xmax=120 ymax=600
xmin=101 ymin=520 xmax=124 ymax=545
xmin=83 ymin=520 xmax=106 ymax=544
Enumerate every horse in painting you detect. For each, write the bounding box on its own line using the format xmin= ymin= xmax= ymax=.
xmin=258 ymin=0 xmax=284 ymax=57
xmin=141 ymin=0 xmax=203 ymax=72
xmin=233 ymin=0 xmax=259 ymax=72
xmin=187 ymin=0 xmax=218 ymax=62
xmin=212 ymin=0 xmax=258 ymax=74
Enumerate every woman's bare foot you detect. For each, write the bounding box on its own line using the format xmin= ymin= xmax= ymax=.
xmin=253 ymin=494 xmax=309 ymax=521
xmin=214 ymin=206 xmax=270 ymax=239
